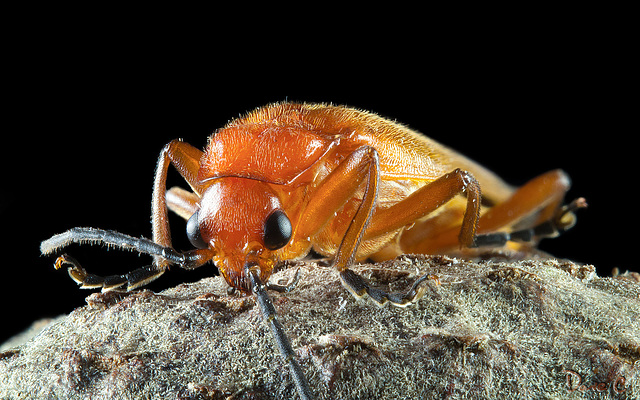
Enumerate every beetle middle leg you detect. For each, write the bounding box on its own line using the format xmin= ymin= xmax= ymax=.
xmin=338 ymin=168 xmax=481 ymax=306
xmin=298 ymin=147 xmax=480 ymax=306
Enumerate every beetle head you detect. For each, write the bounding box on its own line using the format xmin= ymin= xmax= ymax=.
xmin=187 ymin=177 xmax=292 ymax=292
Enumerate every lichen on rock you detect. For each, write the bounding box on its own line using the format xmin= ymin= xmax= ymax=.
xmin=1 ymin=255 xmax=639 ymax=399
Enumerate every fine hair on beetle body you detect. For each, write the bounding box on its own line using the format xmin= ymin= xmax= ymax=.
xmin=41 ymin=102 xmax=586 ymax=399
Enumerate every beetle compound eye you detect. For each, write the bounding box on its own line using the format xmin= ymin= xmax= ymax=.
xmin=186 ymin=211 xmax=208 ymax=249
xmin=263 ymin=210 xmax=292 ymax=250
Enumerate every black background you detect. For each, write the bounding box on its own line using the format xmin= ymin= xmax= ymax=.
xmin=2 ymin=30 xmax=635 ymax=344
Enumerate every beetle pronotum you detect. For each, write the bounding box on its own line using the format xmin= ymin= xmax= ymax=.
xmin=41 ymin=102 xmax=585 ymax=399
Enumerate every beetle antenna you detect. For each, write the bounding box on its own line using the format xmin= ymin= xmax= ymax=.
xmin=247 ymin=264 xmax=313 ymax=400
xmin=41 ymin=227 xmax=187 ymax=265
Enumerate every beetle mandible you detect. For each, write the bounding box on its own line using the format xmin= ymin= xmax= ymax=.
xmin=41 ymin=102 xmax=586 ymax=399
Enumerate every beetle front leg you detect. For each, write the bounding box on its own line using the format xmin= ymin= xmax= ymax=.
xmin=41 ymin=227 xmax=215 ymax=291
xmin=295 ymin=146 xmax=446 ymax=307
xmin=151 ymin=139 xmax=204 ymax=269
xmin=41 ymin=140 xmax=209 ymax=292
xmin=53 ymin=254 xmax=163 ymax=291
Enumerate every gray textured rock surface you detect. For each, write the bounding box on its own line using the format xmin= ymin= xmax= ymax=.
xmin=1 ymin=255 xmax=639 ymax=399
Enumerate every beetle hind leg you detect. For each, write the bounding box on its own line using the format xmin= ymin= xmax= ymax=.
xmin=54 ymin=254 xmax=165 ymax=291
xmin=473 ymin=197 xmax=588 ymax=248
xmin=339 ymin=268 xmax=440 ymax=307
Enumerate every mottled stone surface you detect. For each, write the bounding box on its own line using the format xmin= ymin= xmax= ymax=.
xmin=2 ymin=256 xmax=639 ymax=399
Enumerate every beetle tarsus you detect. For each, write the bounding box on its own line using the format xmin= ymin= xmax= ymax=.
xmin=53 ymin=254 xmax=164 ymax=292
xmin=339 ymin=268 xmax=440 ymax=307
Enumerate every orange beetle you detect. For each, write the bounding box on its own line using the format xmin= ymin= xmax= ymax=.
xmin=41 ymin=102 xmax=585 ymax=399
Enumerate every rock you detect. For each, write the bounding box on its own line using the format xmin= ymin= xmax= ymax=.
xmin=1 ymin=255 xmax=639 ymax=399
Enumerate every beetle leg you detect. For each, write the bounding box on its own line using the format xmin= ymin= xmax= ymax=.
xmin=166 ymin=186 xmax=200 ymax=220
xmin=294 ymin=145 xmax=416 ymax=305
xmin=41 ymin=140 xmax=208 ymax=293
xmin=293 ymin=146 xmax=381 ymax=269
xmin=477 ymin=169 xmax=574 ymax=233
xmin=297 ymin=148 xmax=476 ymax=307
xmin=337 ymin=168 xmax=481 ymax=307
xmin=364 ymin=168 xmax=481 ymax=248
xmin=473 ymin=197 xmax=588 ymax=247
xmin=151 ymin=139 xmax=204 ymax=269
xmin=299 ymin=146 xmax=441 ymax=307
xmin=41 ymin=227 xmax=215 ymax=291
xmin=295 ymin=149 xmax=475 ymax=307
xmin=53 ymin=254 xmax=164 ymax=291
xmin=340 ymin=268 xmax=440 ymax=307
xmin=332 ymin=147 xmax=381 ymax=272
xmin=402 ymin=169 xmax=583 ymax=254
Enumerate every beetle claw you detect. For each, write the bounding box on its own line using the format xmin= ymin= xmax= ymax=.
xmin=555 ymin=197 xmax=588 ymax=232
xmin=266 ymin=268 xmax=301 ymax=293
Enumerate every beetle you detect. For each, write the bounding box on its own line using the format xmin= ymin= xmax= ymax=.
xmin=41 ymin=102 xmax=585 ymax=399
